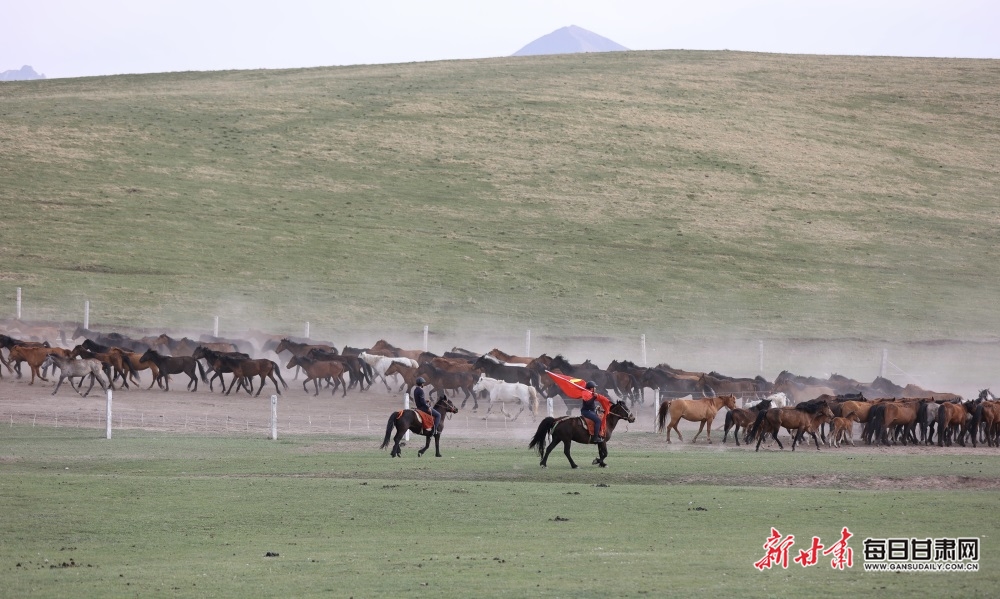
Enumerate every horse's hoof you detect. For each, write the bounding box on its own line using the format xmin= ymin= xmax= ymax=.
xmin=571 ymin=464 xmax=578 ymax=469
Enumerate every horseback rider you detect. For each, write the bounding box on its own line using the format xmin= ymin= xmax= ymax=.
xmin=412 ymin=376 xmax=441 ymax=434
xmin=581 ymin=380 xmax=610 ymax=443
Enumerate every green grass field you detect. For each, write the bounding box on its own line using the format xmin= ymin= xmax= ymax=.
xmin=1 ymin=50 xmax=999 ymax=344
xmin=2 ymin=427 xmax=997 ymax=598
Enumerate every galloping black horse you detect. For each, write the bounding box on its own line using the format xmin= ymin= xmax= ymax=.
xmin=380 ymin=394 xmax=459 ymax=458
xmin=529 ymin=400 xmax=636 ymax=468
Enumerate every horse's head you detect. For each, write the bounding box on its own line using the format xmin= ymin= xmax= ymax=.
xmin=721 ymin=394 xmax=737 ymax=410
xmin=471 ymin=374 xmax=487 ymax=394
xmin=548 ymin=355 xmax=571 ymax=371
xmin=274 ymin=338 xmax=292 ymax=353
xmin=435 ymin=393 xmax=459 ymax=414
xmin=611 ymin=400 xmax=636 ymax=423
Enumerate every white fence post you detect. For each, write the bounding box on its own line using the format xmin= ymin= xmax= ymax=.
xmin=423 ymin=325 xmax=429 ymax=352
xmin=105 ymin=389 xmax=113 ymax=439
xmin=653 ymin=395 xmax=658 ymax=433
xmin=304 ymin=321 xmax=310 ymax=339
xmin=404 ymin=392 xmax=411 ymax=441
xmin=880 ymin=348 xmax=888 ymax=378
xmin=546 ymin=396 xmax=554 ymax=418
xmin=16 ymin=287 xmax=21 ymax=320
xmin=759 ymin=340 xmax=764 ymax=374
xmin=270 ymin=395 xmax=278 ymax=440
xmin=213 ymin=316 xmax=219 ymax=338
xmin=641 ymin=334 xmax=647 ymax=366
xmin=84 ymin=301 xmax=90 ymax=330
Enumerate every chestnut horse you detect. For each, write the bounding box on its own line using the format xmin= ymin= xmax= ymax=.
xmin=656 ymin=394 xmax=737 ymax=444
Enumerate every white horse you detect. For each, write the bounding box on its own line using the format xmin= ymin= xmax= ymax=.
xmin=745 ymin=392 xmax=788 ymax=409
xmin=359 ymin=352 xmax=419 ymax=392
xmin=43 ymin=354 xmax=109 ymax=397
xmin=471 ymin=374 xmax=540 ymax=421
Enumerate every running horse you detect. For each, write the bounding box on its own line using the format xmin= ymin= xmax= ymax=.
xmin=380 ymin=393 xmax=459 ymax=458
xmin=528 ymin=400 xmax=636 ymax=469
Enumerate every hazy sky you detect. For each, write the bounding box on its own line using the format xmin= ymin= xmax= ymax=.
xmin=4 ymin=0 xmax=998 ymax=79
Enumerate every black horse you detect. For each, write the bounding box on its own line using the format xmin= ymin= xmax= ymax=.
xmin=528 ymin=400 xmax=636 ymax=469
xmin=380 ymin=394 xmax=459 ymax=458
xmin=139 ymin=349 xmax=203 ymax=392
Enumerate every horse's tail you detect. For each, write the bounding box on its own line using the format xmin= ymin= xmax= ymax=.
xmin=528 ymin=387 xmax=541 ymax=416
xmin=723 ymin=410 xmax=735 ymax=441
xmin=936 ymin=402 xmax=948 ymax=447
xmin=361 ymin=361 xmax=374 ymax=386
xmin=746 ymin=408 xmax=769 ymax=444
xmin=656 ymin=400 xmax=671 ymax=432
xmin=380 ymin=412 xmax=398 ymax=450
xmin=272 ymin=361 xmax=289 ymax=390
xmin=196 ymin=360 xmax=208 ymax=384
xmin=528 ymin=417 xmax=556 ymax=456
xmin=969 ymin=404 xmax=984 ymax=448
xmin=867 ymin=404 xmax=885 ymax=445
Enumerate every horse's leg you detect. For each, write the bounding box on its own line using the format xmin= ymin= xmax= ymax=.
xmin=82 ymin=373 xmax=98 ymax=397
xmin=562 ymin=439 xmax=578 ymax=469
xmin=691 ymin=420 xmax=706 ymax=443
xmin=417 ymin=432 xmax=432 ymax=457
xmin=669 ymin=417 xmax=683 ymax=443
xmin=391 ymin=429 xmax=404 ymax=457
xmin=593 ymin=442 xmax=608 ymax=467
xmin=540 ymin=437 xmax=561 ymax=467
xmin=51 ymin=374 xmax=66 ymax=396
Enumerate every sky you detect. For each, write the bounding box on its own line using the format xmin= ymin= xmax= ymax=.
xmin=3 ymin=0 xmax=998 ymax=79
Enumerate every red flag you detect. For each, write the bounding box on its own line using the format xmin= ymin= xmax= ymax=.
xmin=545 ymin=370 xmax=589 ymax=399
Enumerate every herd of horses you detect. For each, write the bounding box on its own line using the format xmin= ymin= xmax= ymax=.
xmin=3 ymin=322 xmax=999 ymax=467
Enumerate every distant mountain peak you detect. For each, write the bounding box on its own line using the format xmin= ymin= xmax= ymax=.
xmin=0 ymin=65 xmax=46 ymax=81
xmin=512 ymin=25 xmax=629 ymax=57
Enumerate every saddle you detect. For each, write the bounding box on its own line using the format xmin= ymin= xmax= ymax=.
xmin=553 ymin=415 xmax=604 ymax=440
xmin=399 ymin=408 xmax=435 ymax=432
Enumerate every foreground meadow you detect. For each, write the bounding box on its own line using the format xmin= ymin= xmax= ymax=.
xmin=2 ymin=427 xmax=996 ymax=598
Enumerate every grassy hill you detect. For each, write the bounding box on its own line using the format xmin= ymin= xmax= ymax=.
xmin=1 ymin=50 xmax=998 ymax=347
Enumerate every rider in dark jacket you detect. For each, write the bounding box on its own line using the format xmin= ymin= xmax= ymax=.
xmin=580 ymin=380 xmax=605 ymax=443
xmin=412 ymin=377 xmax=441 ymax=434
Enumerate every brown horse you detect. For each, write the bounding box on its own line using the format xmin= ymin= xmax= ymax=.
xmin=385 ymin=361 xmax=419 ymax=391
xmin=936 ymin=401 xmax=970 ymax=447
xmin=830 ymin=416 xmax=857 ymax=448
xmin=380 ymin=394 xmax=459 ymax=457
xmin=656 ymin=394 xmax=737 ymax=443
xmin=486 ymin=348 xmax=533 ymax=365
xmin=286 ymin=355 xmax=347 ymax=396
xmin=866 ymin=400 xmax=921 ymax=446
xmin=748 ymin=402 xmax=835 ymax=451
xmin=8 ymin=345 xmax=68 ymax=384
xmin=416 ymin=362 xmax=477 ymax=402
xmin=216 ymin=355 xmax=288 ymax=397
xmin=369 ymin=339 xmax=424 ymax=362
xmin=529 ymin=400 xmax=636 ymax=468
xmin=722 ymin=399 xmax=772 ymax=446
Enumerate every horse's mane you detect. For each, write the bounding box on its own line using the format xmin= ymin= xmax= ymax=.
xmin=794 ymin=398 xmax=828 ymax=413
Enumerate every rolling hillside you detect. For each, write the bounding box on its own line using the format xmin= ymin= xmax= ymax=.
xmin=1 ymin=50 xmax=998 ymax=350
